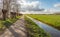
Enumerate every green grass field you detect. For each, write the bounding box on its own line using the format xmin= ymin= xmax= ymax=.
xmin=27 ymin=14 xmax=60 ymax=30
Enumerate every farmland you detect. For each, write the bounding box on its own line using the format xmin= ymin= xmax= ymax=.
xmin=27 ymin=14 xmax=60 ymax=30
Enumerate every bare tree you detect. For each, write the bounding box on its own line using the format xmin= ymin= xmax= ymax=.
xmin=16 ymin=3 xmax=20 ymax=16
xmin=2 ymin=0 xmax=20 ymax=19
xmin=10 ymin=0 xmax=18 ymax=18
xmin=2 ymin=0 xmax=11 ymax=20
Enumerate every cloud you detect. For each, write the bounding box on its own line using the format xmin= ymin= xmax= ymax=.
xmin=54 ymin=3 xmax=60 ymax=7
xmin=44 ymin=8 xmax=60 ymax=13
xmin=18 ymin=0 xmax=42 ymax=11
xmin=17 ymin=0 xmax=60 ymax=14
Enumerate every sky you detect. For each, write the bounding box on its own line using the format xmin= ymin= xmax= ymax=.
xmin=17 ymin=0 xmax=60 ymax=14
xmin=0 ymin=0 xmax=60 ymax=14
xmin=40 ymin=0 xmax=60 ymax=9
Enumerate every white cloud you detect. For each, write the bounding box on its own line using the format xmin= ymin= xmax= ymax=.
xmin=54 ymin=3 xmax=60 ymax=7
xmin=44 ymin=8 xmax=60 ymax=14
xmin=17 ymin=0 xmax=60 ymax=14
xmin=18 ymin=0 xmax=41 ymax=11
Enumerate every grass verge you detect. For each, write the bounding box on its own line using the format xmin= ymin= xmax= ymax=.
xmin=24 ymin=16 xmax=50 ymax=37
xmin=0 ymin=16 xmax=21 ymax=33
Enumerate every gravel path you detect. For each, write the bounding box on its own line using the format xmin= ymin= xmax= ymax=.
xmin=0 ymin=15 xmax=27 ymax=37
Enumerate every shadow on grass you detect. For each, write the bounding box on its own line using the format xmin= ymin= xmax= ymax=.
xmin=0 ymin=20 xmax=15 ymax=35
xmin=3 ymin=21 xmax=12 ymax=28
xmin=0 ymin=16 xmax=21 ymax=35
xmin=3 ymin=15 xmax=22 ymax=28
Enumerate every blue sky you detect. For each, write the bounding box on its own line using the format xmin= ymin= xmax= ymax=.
xmin=28 ymin=0 xmax=60 ymax=9
xmin=40 ymin=0 xmax=60 ymax=9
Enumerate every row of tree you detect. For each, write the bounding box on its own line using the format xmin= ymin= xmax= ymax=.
xmin=2 ymin=0 xmax=20 ymax=20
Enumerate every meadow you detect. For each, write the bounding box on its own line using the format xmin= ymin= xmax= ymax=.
xmin=27 ymin=14 xmax=60 ymax=30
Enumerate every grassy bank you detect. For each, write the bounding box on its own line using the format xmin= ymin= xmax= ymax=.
xmin=0 ymin=16 xmax=21 ymax=31
xmin=25 ymin=16 xmax=50 ymax=37
xmin=27 ymin=14 xmax=60 ymax=30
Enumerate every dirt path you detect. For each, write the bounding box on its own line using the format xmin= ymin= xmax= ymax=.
xmin=0 ymin=15 xmax=27 ymax=37
xmin=26 ymin=16 xmax=60 ymax=37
